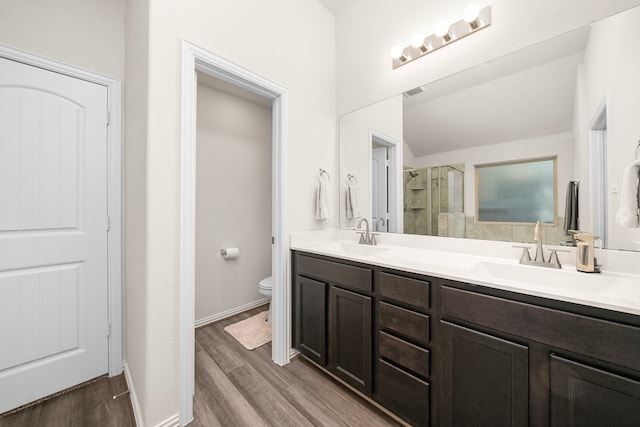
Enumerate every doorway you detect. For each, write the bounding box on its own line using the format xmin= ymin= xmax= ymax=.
xmin=193 ymin=74 xmax=272 ymax=326
xmin=179 ymin=41 xmax=289 ymax=425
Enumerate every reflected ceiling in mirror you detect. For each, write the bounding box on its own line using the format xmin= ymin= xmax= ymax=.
xmin=403 ymin=27 xmax=588 ymax=157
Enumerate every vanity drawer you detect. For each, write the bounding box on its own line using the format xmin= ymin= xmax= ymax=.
xmin=378 ymin=359 xmax=430 ymax=426
xmin=379 ymin=272 xmax=430 ymax=311
xmin=296 ymin=253 xmax=372 ymax=293
xmin=379 ymin=331 xmax=430 ymax=378
xmin=441 ymin=285 xmax=640 ymax=372
xmin=379 ymin=302 xmax=430 ymax=346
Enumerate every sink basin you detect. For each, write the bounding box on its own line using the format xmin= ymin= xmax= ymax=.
xmin=470 ymin=261 xmax=621 ymax=295
xmin=310 ymin=241 xmax=390 ymax=257
xmin=374 ymin=247 xmax=480 ymax=272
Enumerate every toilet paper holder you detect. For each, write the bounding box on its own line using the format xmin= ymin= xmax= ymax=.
xmin=220 ymin=248 xmax=240 ymax=259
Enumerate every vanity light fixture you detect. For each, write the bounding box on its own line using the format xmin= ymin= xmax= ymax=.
xmin=391 ymin=4 xmax=491 ymax=69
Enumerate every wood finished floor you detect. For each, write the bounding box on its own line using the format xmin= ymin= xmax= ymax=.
xmin=0 ymin=374 xmax=134 ymax=427
xmin=192 ymin=305 xmax=401 ymax=427
xmin=0 ymin=306 xmax=400 ymax=426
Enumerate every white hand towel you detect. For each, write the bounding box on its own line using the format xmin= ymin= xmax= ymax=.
xmin=615 ymin=161 xmax=640 ymax=228
xmin=346 ymin=180 xmax=363 ymax=219
xmin=315 ymin=175 xmax=331 ymax=220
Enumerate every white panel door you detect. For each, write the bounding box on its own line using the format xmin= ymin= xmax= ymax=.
xmin=372 ymin=147 xmax=388 ymax=232
xmin=0 ymin=57 xmax=108 ymax=413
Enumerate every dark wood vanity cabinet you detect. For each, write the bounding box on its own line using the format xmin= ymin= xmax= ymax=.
xmin=329 ymin=286 xmax=372 ymax=394
xmin=440 ymin=282 xmax=640 ymax=427
xmin=441 ymin=321 xmax=528 ymax=427
xmin=376 ymin=272 xmax=432 ymax=426
xmin=292 ymin=252 xmax=373 ymax=395
xmin=292 ymin=250 xmax=640 ymax=427
xmin=549 ymin=355 xmax=640 ymax=427
xmin=293 ymin=275 xmax=326 ymax=365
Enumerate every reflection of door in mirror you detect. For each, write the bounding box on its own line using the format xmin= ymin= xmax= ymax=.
xmin=372 ymin=146 xmax=388 ymax=232
xmin=370 ymin=130 xmax=401 ymax=233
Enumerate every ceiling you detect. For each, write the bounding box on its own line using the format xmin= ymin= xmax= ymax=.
xmin=317 ymin=0 xmax=356 ymax=15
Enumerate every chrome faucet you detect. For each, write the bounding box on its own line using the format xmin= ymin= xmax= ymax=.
xmin=533 ymin=221 xmax=545 ymax=262
xmin=356 ymin=218 xmax=378 ymax=245
xmin=513 ymin=221 xmax=567 ymax=269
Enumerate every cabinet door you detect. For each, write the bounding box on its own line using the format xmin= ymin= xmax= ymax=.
xmin=329 ymin=286 xmax=372 ymax=395
xmin=550 ymin=355 xmax=640 ymax=427
xmin=441 ymin=321 xmax=528 ymax=427
xmin=293 ymin=276 xmax=327 ymax=365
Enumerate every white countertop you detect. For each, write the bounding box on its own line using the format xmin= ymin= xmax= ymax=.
xmin=290 ymin=230 xmax=640 ymax=317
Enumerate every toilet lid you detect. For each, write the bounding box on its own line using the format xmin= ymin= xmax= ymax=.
xmin=259 ymin=276 xmax=273 ymax=290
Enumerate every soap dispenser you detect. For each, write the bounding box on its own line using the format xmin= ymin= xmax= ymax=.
xmin=574 ymin=233 xmax=601 ymax=273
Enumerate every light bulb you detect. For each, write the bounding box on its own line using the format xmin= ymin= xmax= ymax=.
xmin=435 ymin=20 xmax=451 ymax=40
xmin=390 ymin=45 xmax=406 ymax=60
xmin=463 ymin=4 xmax=480 ymax=22
xmin=411 ymin=33 xmax=426 ymax=48
xmin=464 ymin=4 xmax=481 ymax=29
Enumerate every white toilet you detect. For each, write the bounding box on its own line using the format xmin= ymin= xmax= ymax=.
xmin=258 ymin=276 xmax=273 ymax=324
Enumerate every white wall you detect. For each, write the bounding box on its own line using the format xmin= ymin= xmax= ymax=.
xmin=124 ymin=0 xmax=150 ymax=424
xmin=0 ymin=0 xmax=125 ymax=79
xmin=137 ymin=1 xmax=336 ymax=424
xmin=412 ymin=132 xmax=574 ymax=219
xmin=195 ymin=83 xmax=271 ymax=322
xmin=336 ymin=0 xmax=640 ymax=114
xmin=578 ymin=6 xmax=640 ymax=250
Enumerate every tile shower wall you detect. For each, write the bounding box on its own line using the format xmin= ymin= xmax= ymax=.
xmin=465 ymin=216 xmax=568 ymax=245
xmin=404 ymin=166 xmax=465 ymax=237
xmin=404 ymin=168 xmax=429 ymax=235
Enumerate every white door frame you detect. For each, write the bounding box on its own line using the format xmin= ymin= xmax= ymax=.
xmin=0 ymin=44 xmax=123 ymax=377
xmin=589 ymin=96 xmax=609 ymax=247
xmin=179 ymin=40 xmax=289 ymax=425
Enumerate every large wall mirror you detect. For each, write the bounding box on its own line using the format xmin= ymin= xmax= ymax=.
xmin=339 ymin=5 xmax=640 ymax=251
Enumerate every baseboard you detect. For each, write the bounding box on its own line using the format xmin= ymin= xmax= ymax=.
xmin=289 ymin=347 xmax=300 ymax=359
xmin=123 ymin=362 xmax=144 ymax=427
xmin=194 ymin=298 xmax=269 ymax=328
xmin=153 ymin=413 xmax=180 ymax=427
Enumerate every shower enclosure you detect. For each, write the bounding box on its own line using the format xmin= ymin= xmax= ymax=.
xmin=404 ymin=163 xmax=465 ymax=237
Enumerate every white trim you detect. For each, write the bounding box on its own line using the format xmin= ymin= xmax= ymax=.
xmin=153 ymin=414 xmax=180 ymax=427
xmin=0 ymin=44 xmax=123 ymax=377
xmin=194 ymin=299 xmax=269 ymax=328
xmin=589 ymin=96 xmax=609 ymax=247
xmin=124 ymin=362 xmax=144 ymax=427
xmin=180 ymin=40 xmax=290 ymax=425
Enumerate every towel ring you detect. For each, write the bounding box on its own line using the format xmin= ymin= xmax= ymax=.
xmin=319 ymin=168 xmax=331 ymax=181
xmin=347 ymin=174 xmax=358 ymax=184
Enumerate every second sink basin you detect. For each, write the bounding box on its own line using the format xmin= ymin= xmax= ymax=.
xmin=310 ymin=241 xmax=390 ymax=257
xmin=469 ymin=261 xmax=622 ymax=295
